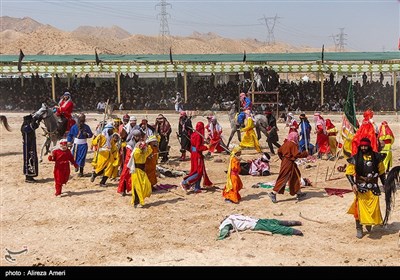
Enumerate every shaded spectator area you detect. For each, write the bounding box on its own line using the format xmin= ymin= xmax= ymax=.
xmin=0 ymin=71 xmax=398 ymax=113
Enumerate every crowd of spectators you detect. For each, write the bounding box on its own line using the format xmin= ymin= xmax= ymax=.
xmin=0 ymin=71 xmax=398 ymax=113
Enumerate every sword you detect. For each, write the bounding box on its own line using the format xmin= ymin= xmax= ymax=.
xmin=188 ymin=126 xmax=231 ymax=154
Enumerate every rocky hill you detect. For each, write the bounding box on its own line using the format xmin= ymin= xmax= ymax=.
xmin=0 ymin=16 xmax=328 ymax=55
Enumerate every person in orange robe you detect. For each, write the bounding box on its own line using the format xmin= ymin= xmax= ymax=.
xmin=267 ymin=131 xmax=308 ymax=203
xmin=222 ymin=146 xmax=243 ymax=204
xmin=48 ymin=139 xmax=78 ymax=197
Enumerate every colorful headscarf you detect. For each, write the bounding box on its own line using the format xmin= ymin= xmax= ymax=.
xmin=287 ymin=131 xmax=299 ymax=144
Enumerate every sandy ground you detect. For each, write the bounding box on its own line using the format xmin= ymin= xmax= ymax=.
xmin=1 ymin=110 xmax=399 ymax=267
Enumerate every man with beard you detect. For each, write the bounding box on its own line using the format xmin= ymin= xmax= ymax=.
xmin=67 ymin=113 xmax=93 ymax=177
xmin=345 ymin=137 xmax=386 ymax=239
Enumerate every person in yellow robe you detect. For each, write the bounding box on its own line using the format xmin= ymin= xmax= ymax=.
xmin=99 ymin=133 xmax=121 ymax=187
xmin=90 ymin=128 xmax=113 ymax=183
xmin=345 ymin=137 xmax=386 ymax=239
xmin=378 ymin=121 xmax=395 ymax=173
xmin=222 ymin=146 xmax=243 ymax=204
xmin=144 ymin=135 xmax=159 ymax=188
xmin=239 ymin=111 xmax=262 ymax=153
xmin=128 ymin=141 xmax=153 ymax=207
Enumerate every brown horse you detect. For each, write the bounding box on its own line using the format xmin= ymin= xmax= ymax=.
xmin=0 ymin=115 xmax=11 ymax=131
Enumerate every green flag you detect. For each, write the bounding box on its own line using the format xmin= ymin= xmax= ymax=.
xmin=341 ymin=81 xmax=358 ymax=158
xmin=343 ymin=81 xmax=357 ymax=129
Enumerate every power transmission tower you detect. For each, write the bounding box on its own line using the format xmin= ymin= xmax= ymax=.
xmin=155 ymin=0 xmax=172 ymax=53
xmin=336 ymin=28 xmax=347 ymax=52
xmin=330 ymin=34 xmax=339 ymax=52
xmin=259 ymin=14 xmax=281 ymax=45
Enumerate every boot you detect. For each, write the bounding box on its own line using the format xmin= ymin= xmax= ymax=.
xmin=25 ymin=176 xmax=37 ymax=183
xmin=90 ymin=171 xmax=97 ymax=183
xmin=356 ymin=220 xmax=363 ymax=239
xmin=78 ymin=167 xmax=84 ymax=177
xmin=100 ymin=176 xmax=108 ymax=187
xmin=280 ymin=220 xmax=302 ymax=227
xmin=268 ymin=192 xmax=277 ymax=203
xmin=292 ymin=229 xmax=304 ymax=236
xmin=365 ymin=225 xmax=372 ymax=232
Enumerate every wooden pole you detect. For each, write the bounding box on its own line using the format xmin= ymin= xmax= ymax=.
xmin=183 ymin=71 xmax=187 ymax=103
xmin=320 ymin=62 xmax=324 ymax=107
xmin=51 ymin=73 xmax=56 ymax=101
xmin=117 ymin=72 xmax=121 ymax=104
xmin=394 ymin=71 xmax=397 ymax=112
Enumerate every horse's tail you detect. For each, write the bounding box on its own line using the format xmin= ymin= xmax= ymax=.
xmin=0 ymin=115 xmax=11 ymax=132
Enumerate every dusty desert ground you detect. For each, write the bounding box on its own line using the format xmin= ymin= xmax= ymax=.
xmin=1 ymin=110 xmax=399 ymax=267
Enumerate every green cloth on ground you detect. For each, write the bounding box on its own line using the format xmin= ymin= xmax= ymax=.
xmin=258 ymin=183 xmax=289 ymax=192
xmin=254 ymin=219 xmax=294 ymax=235
xmin=217 ymin=224 xmax=233 ymax=240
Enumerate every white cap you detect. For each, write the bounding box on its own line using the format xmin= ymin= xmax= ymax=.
xmin=129 ymin=116 xmax=137 ymax=121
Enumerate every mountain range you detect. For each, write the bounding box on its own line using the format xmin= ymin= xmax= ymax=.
xmin=0 ymin=16 xmax=331 ymax=55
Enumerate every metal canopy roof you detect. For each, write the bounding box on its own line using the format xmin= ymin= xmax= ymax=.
xmin=1 ymin=52 xmax=399 ymax=74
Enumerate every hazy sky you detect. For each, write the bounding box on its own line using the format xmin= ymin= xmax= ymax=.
xmin=1 ymin=0 xmax=399 ymax=51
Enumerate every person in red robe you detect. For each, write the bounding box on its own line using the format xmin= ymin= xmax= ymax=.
xmin=267 ymin=131 xmax=308 ymax=203
xmin=205 ymin=116 xmax=226 ymax=154
xmin=55 ymin=91 xmax=75 ymax=133
xmin=117 ymin=129 xmax=142 ymax=196
xmin=48 ymin=139 xmax=78 ymax=197
xmin=180 ymin=121 xmax=213 ymax=193
xmin=314 ymin=112 xmax=330 ymax=159
xmin=351 ymin=109 xmax=378 ymax=155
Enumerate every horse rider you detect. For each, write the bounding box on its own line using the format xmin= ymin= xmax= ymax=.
xmin=54 ymin=91 xmax=75 ymax=135
xmin=238 ymin=92 xmax=253 ymax=127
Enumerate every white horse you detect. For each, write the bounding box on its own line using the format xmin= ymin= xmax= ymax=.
xmin=226 ymin=103 xmax=269 ymax=147
xmin=32 ymin=103 xmax=72 ymax=162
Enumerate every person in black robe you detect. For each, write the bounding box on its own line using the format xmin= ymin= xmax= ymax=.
xmin=21 ymin=114 xmax=40 ymax=183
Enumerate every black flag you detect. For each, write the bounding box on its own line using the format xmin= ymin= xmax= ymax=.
xmin=169 ymin=47 xmax=173 ymax=64
xmin=95 ymin=49 xmax=101 ymax=66
xmin=18 ymin=49 xmax=25 ymax=71
xmin=321 ymin=44 xmax=324 ymax=64
xmin=243 ymin=50 xmax=247 ymax=63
